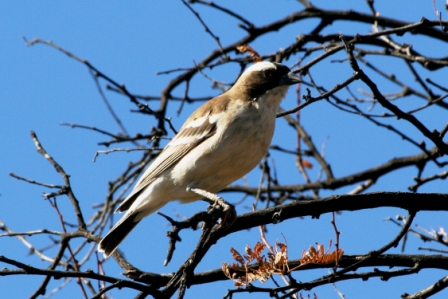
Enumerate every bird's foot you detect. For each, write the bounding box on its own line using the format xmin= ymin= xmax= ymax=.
xmin=186 ymin=186 xmax=237 ymax=229
xmin=211 ymin=198 xmax=236 ymax=229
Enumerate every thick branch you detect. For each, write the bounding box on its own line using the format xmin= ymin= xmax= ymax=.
xmin=224 ymin=145 xmax=443 ymax=195
xmin=225 ymin=192 xmax=446 ymax=234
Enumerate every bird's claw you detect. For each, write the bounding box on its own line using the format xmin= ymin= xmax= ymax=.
xmin=209 ymin=200 xmax=236 ymax=229
xmin=187 ymin=186 xmax=237 ymax=229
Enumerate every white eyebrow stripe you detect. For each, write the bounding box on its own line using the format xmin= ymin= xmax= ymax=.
xmin=244 ymin=61 xmax=276 ymax=73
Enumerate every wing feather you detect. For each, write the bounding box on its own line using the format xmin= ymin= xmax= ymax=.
xmin=115 ymin=111 xmax=219 ymax=212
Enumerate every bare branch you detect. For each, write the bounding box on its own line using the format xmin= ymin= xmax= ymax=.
xmin=403 ymin=274 xmax=448 ymax=299
xmin=30 ymin=131 xmax=87 ymax=230
xmin=181 ymin=0 xmax=227 ymax=58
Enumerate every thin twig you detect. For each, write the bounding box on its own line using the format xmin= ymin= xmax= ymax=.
xmin=30 ymin=131 xmax=87 ymax=230
xmin=181 ymin=0 xmax=227 ymax=57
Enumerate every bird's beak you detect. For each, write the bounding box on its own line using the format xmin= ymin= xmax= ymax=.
xmin=280 ymin=72 xmax=301 ymax=86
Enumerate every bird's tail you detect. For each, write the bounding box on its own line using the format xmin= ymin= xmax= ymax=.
xmin=98 ymin=212 xmax=141 ymax=258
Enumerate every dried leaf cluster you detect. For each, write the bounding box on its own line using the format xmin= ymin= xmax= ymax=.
xmin=222 ymin=241 xmax=287 ymax=287
xmin=293 ymin=241 xmax=344 ymax=270
xmin=236 ymin=44 xmax=262 ymax=63
xmin=222 ymin=240 xmax=343 ymax=288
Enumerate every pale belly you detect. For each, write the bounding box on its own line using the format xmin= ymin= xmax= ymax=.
xmin=169 ymin=104 xmax=277 ymax=203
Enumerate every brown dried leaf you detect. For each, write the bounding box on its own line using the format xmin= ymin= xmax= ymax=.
xmin=254 ymin=242 xmax=265 ymax=257
xmin=274 ymin=251 xmax=284 ymax=265
xmin=277 ymin=242 xmax=287 ymax=253
xmin=223 ymin=240 xmax=288 ymax=287
xmin=299 ymin=242 xmax=344 ymax=267
xmin=301 ymin=159 xmax=313 ymax=169
xmin=244 ymin=244 xmax=253 ymax=262
xmin=253 ymin=264 xmax=272 ymax=283
xmin=237 ymin=44 xmax=262 ymax=63
xmin=222 ymin=263 xmax=232 ymax=279
xmin=273 ymin=242 xmax=288 ymax=271
xmin=230 ymin=247 xmax=245 ymax=266
xmin=244 ymin=242 xmax=266 ymax=264
xmin=223 ymin=237 xmax=343 ymax=288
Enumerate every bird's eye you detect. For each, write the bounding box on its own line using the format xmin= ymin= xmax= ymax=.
xmin=264 ymin=69 xmax=275 ymax=79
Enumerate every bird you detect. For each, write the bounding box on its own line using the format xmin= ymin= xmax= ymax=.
xmin=98 ymin=61 xmax=301 ymax=258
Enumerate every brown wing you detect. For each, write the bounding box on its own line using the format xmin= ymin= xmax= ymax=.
xmin=115 ymin=96 xmax=229 ymax=212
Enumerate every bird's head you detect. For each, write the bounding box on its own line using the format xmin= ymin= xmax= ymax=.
xmin=232 ymin=61 xmax=301 ymax=101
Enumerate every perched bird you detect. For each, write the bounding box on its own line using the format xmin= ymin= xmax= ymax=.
xmin=98 ymin=61 xmax=301 ymax=258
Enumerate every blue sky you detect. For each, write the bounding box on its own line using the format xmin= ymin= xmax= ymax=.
xmin=1 ymin=1 xmax=447 ymax=298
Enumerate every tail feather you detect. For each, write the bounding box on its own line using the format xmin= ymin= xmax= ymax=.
xmin=98 ymin=213 xmax=140 ymax=258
